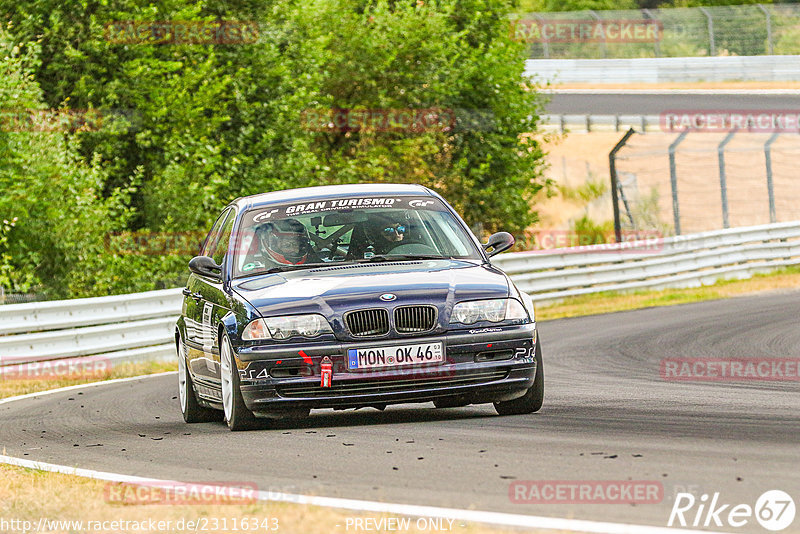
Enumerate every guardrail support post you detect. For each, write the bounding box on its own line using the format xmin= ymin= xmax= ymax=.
xmin=668 ymin=129 xmax=690 ymax=236
xmin=588 ymin=10 xmax=607 ymax=58
xmin=699 ymin=7 xmax=716 ymax=56
xmin=757 ymin=4 xmax=774 ymax=55
xmin=642 ymin=9 xmax=660 ymax=57
xmin=533 ymin=14 xmax=550 ymax=59
xmin=718 ymin=129 xmax=737 ymax=229
xmin=609 ymin=128 xmax=637 ymax=243
xmin=764 ymin=132 xmax=780 ymax=223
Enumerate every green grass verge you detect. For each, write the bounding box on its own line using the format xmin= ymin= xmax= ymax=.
xmin=0 ymin=360 xmax=177 ymax=400
xmin=536 ymin=266 xmax=800 ymax=321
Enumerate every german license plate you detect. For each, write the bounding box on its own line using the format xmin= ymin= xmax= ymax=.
xmin=347 ymin=342 xmax=444 ymax=370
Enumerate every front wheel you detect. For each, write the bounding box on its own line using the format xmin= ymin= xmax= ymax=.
xmin=220 ymin=333 xmax=260 ymax=431
xmin=494 ymin=337 xmax=544 ymax=416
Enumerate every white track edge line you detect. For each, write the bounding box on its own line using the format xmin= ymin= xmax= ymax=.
xmin=0 ymin=374 xmax=733 ymax=534
xmin=0 ymin=371 xmax=177 ymax=407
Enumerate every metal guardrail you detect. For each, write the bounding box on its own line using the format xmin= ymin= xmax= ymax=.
xmin=493 ymin=221 xmax=800 ymax=302
xmin=1 ymin=221 xmax=798 ymax=368
xmin=539 ymin=114 xmax=660 ymax=133
xmin=525 ymin=56 xmax=800 ymax=83
xmin=0 ymin=288 xmax=182 ymax=370
xmin=0 ymin=288 xmax=182 ymax=335
xmin=540 ymin=112 xmax=800 ymax=133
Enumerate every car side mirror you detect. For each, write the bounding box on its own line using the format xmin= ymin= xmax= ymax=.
xmin=482 ymin=232 xmax=515 ymax=257
xmin=189 ymin=255 xmax=222 ymax=280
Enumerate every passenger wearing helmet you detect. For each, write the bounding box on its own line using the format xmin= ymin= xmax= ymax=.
xmin=256 ymin=219 xmax=319 ymax=265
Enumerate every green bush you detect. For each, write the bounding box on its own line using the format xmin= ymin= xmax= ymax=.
xmin=571 ymin=214 xmax=615 ymax=245
xmin=0 ymin=26 xmax=190 ymax=297
xmin=0 ymin=1 xmax=547 ymax=298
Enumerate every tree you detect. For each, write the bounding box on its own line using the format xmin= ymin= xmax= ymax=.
xmin=282 ymin=0 xmax=547 ymax=233
xmin=1 ymin=0 xmax=548 ymax=297
xmin=0 ymin=27 xmax=125 ymax=296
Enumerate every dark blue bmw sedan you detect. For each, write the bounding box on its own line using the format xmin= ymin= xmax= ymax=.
xmin=176 ymin=184 xmax=543 ymax=430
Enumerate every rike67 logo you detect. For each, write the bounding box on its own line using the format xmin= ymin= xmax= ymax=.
xmin=669 ymin=490 xmax=795 ymax=531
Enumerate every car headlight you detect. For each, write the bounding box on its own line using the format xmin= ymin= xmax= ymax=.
xmin=450 ymin=299 xmax=528 ymax=325
xmin=242 ymin=314 xmax=333 ymax=340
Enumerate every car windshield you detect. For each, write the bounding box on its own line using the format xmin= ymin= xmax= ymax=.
xmin=231 ymin=196 xmax=482 ymax=278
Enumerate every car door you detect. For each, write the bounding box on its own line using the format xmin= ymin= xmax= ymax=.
xmin=194 ymin=208 xmax=237 ymax=388
xmin=185 ymin=208 xmax=232 ymax=385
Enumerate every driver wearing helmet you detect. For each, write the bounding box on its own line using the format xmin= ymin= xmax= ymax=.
xmin=256 ymin=218 xmax=319 ymax=265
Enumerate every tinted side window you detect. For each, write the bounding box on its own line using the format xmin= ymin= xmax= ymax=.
xmin=210 ymin=210 xmax=236 ymax=266
xmin=202 ymin=209 xmax=232 ymax=257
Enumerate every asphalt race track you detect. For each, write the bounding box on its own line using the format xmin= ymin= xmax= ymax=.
xmin=545 ymin=92 xmax=800 ymax=115
xmin=2 ymin=291 xmax=799 ymax=532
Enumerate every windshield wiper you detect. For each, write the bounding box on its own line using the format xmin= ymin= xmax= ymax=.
xmin=264 ymin=262 xmax=335 ymax=273
xmin=359 ymin=254 xmax=450 ymax=263
xmin=243 ymin=256 xmax=451 ymax=277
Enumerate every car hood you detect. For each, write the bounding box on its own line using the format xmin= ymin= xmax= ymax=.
xmin=232 ymin=259 xmax=510 ymax=337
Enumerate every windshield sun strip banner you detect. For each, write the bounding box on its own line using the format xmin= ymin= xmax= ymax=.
xmin=247 ymin=197 xmax=444 ymax=224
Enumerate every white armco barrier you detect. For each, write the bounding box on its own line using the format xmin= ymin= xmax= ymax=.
xmin=538 ymin=114 xmax=662 ymax=133
xmin=1 ymin=221 xmax=798 ymax=368
xmin=492 ymin=221 xmax=800 ymax=302
xmin=0 ymin=288 xmax=182 ymax=371
xmin=525 ymin=56 xmax=800 ymax=83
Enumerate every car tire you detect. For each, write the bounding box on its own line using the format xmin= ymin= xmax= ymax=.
xmin=178 ymin=334 xmax=219 ymax=423
xmin=220 ymin=332 xmax=260 ymax=431
xmin=494 ymin=337 xmax=544 ymax=416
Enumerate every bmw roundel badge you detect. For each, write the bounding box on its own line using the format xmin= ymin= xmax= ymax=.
xmin=380 ymin=293 xmax=397 ymax=302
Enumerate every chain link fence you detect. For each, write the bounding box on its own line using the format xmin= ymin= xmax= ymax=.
xmin=0 ymin=288 xmax=45 ymax=305
xmin=611 ymin=130 xmax=800 ymax=237
xmin=515 ymin=3 xmax=800 ymax=59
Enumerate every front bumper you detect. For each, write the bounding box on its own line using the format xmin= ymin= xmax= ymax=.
xmin=235 ymin=323 xmax=538 ymax=412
